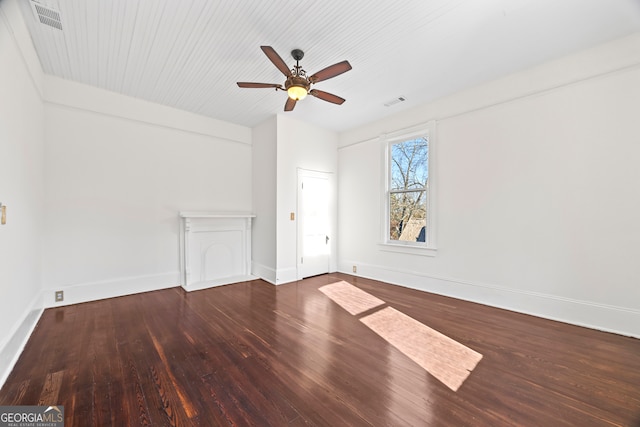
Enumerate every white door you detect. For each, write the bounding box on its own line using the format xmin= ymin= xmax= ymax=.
xmin=298 ymin=170 xmax=331 ymax=278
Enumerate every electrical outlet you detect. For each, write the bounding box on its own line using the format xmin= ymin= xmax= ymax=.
xmin=352 ymin=265 xmax=357 ymax=273
xmin=55 ymin=290 xmax=64 ymax=302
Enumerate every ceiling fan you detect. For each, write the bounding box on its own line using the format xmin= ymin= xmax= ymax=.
xmin=237 ymin=46 xmax=352 ymax=112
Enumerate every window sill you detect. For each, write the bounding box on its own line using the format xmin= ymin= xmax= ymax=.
xmin=378 ymin=242 xmax=437 ymax=257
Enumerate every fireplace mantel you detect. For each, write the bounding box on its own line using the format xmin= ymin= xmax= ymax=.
xmin=179 ymin=212 xmax=256 ymax=291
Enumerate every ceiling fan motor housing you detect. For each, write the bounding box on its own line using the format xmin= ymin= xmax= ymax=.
xmin=285 ymin=75 xmax=310 ymax=91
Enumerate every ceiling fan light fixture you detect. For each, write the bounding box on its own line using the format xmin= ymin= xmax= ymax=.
xmin=287 ymin=85 xmax=308 ymax=101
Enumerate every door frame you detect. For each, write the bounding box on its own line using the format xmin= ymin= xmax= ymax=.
xmin=296 ymin=168 xmax=335 ymax=280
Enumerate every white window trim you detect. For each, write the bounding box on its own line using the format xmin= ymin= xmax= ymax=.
xmin=379 ymin=120 xmax=437 ymax=256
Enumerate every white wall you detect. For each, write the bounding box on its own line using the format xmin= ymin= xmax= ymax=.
xmin=0 ymin=0 xmax=45 ymax=384
xmin=338 ymin=33 xmax=640 ymax=337
xmin=42 ymin=78 xmax=252 ymax=305
xmin=274 ymin=115 xmax=338 ymax=284
xmin=251 ymin=116 xmax=278 ymax=283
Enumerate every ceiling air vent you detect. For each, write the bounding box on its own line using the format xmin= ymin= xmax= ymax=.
xmin=29 ymin=1 xmax=62 ymax=31
xmin=384 ymin=96 xmax=406 ymax=107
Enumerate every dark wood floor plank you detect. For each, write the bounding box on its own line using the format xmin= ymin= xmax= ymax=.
xmin=52 ymin=305 xmax=94 ymax=427
xmin=10 ymin=380 xmax=30 ymax=406
xmin=37 ymin=371 xmax=63 ymax=406
xmin=1 ymin=273 xmax=640 ymax=426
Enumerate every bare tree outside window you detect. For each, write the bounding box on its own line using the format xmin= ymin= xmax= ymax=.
xmin=389 ymin=137 xmax=428 ymax=243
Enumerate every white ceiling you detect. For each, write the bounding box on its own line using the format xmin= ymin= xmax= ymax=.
xmin=18 ymin=0 xmax=640 ymax=132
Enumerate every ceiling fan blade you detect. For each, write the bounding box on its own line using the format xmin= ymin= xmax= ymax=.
xmin=284 ymin=97 xmax=297 ymax=111
xmin=237 ymin=82 xmax=282 ymax=89
xmin=309 ymin=89 xmax=346 ymax=105
xmin=309 ymin=60 xmax=352 ymax=83
xmin=261 ymin=46 xmax=292 ymax=77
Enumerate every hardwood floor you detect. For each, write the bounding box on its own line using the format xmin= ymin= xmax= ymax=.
xmin=1 ymin=273 xmax=639 ymax=426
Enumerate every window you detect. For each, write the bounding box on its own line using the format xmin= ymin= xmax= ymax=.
xmin=390 ymin=137 xmax=428 ymax=242
xmin=381 ymin=122 xmax=436 ymax=254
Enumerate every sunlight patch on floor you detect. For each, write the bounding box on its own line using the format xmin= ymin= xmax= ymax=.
xmin=319 ymin=281 xmax=385 ymax=315
xmin=320 ymin=281 xmax=482 ymax=391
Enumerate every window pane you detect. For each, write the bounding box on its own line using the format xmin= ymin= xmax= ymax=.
xmin=390 ymin=137 xmax=428 ymax=191
xmin=389 ymin=190 xmax=426 ymax=242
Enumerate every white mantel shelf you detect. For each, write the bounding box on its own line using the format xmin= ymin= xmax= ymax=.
xmin=180 ymin=212 xmax=256 ymax=219
xmin=179 ymin=212 xmax=256 ymax=291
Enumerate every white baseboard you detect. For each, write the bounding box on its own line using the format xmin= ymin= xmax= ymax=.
xmin=275 ymin=267 xmax=297 ymax=285
xmin=182 ymin=274 xmax=258 ymax=292
xmin=0 ymin=290 xmax=44 ymax=389
xmin=252 ymin=261 xmax=277 ymax=285
xmin=252 ymin=262 xmax=298 ymax=286
xmin=338 ymin=260 xmax=640 ymax=339
xmin=44 ymin=271 xmax=181 ymax=308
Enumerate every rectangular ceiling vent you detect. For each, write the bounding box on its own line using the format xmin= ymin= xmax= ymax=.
xmin=384 ymin=96 xmax=406 ymax=107
xmin=29 ymin=1 xmax=62 ymax=31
